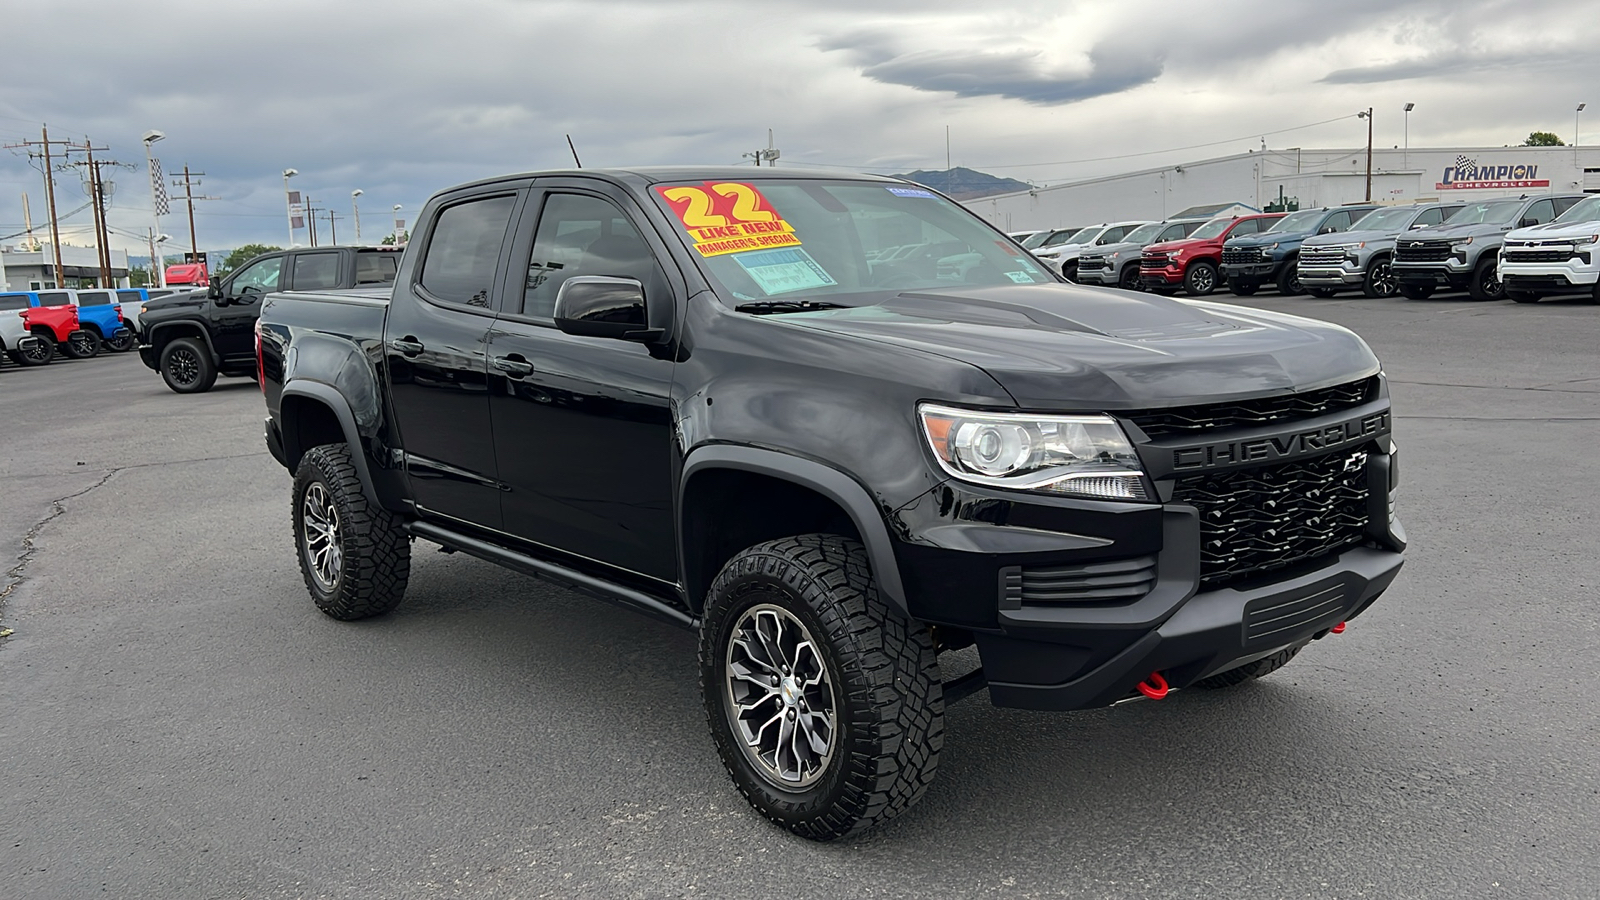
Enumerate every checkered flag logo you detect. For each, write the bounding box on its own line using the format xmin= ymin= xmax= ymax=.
xmin=150 ymin=158 xmax=170 ymax=216
xmin=1455 ymin=155 xmax=1478 ymax=179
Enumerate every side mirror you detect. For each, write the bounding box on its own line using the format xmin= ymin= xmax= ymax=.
xmin=1520 ymin=218 xmax=1537 ymax=228
xmin=1318 ymin=225 xmax=1336 ymax=234
xmin=553 ymin=276 xmax=659 ymax=342
xmin=207 ymin=276 xmax=224 ymax=301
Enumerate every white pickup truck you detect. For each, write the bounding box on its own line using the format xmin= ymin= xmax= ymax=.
xmin=1500 ymin=195 xmax=1600 ymax=304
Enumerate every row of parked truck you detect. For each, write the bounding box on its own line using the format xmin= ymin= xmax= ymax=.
xmin=0 ymin=287 xmax=182 ymax=371
xmin=1014 ymin=191 xmax=1600 ymax=304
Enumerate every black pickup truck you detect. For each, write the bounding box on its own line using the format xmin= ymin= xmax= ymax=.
xmin=137 ymin=245 xmax=401 ymax=392
xmin=258 ymin=168 xmax=1406 ymax=840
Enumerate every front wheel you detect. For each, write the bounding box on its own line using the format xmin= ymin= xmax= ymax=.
xmin=700 ymin=535 xmax=943 ymax=841
xmin=64 ymin=330 xmax=100 ymax=359
xmin=292 ymin=444 xmax=411 ymax=620
xmin=159 ymin=337 xmax=218 ymax=393
xmin=1468 ymin=257 xmax=1504 ymax=301
xmin=1117 ymin=263 xmax=1142 ymax=291
xmin=1362 ymin=256 xmax=1398 ymax=298
xmin=1183 ymin=261 xmax=1219 ymax=296
xmin=1276 ymin=262 xmax=1304 ymax=296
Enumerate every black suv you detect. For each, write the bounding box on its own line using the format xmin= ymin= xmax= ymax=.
xmin=259 ymin=169 xmax=1405 ymax=840
xmin=137 ymin=245 xmax=400 ymax=393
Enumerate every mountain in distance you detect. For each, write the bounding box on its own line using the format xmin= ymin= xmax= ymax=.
xmin=894 ymin=167 xmax=1030 ymax=200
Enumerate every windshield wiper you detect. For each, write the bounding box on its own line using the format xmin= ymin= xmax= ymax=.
xmin=734 ymin=299 xmax=850 ymax=315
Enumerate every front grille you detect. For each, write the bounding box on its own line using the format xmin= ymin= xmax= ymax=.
xmin=1503 ymin=249 xmax=1581 ymax=263
xmin=1006 ymin=556 xmax=1157 ymax=606
xmin=1174 ymin=449 xmax=1371 ymax=588
xmin=1124 ymin=377 xmax=1377 ymax=439
xmin=1395 ymin=240 xmax=1452 ymax=262
xmin=1140 ymin=254 xmax=1174 ymax=269
xmin=1222 ymin=247 xmax=1264 ymax=265
xmin=1078 ymin=255 xmax=1108 ymax=268
xmin=1299 ymin=247 xmax=1349 ymax=266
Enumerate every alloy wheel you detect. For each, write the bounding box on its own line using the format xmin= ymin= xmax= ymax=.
xmin=168 ymin=348 xmax=200 ymax=385
xmin=1191 ymin=267 xmax=1215 ymax=294
xmin=723 ymin=603 xmax=837 ymax=790
xmin=300 ymin=482 xmax=343 ymax=592
xmin=1370 ymin=260 xmax=1397 ymax=296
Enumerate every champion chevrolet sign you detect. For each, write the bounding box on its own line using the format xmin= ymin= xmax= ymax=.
xmin=1436 ymin=155 xmax=1551 ymax=190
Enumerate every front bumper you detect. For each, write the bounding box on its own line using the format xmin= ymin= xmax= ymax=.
xmin=1140 ymin=264 xmax=1183 ymax=288
xmin=1393 ymin=260 xmax=1470 ymax=288
xmin=1299 ymin=264 xmax=1365 ymax=287
xmin=1077 ymin=265 xmax=1116 ymax=285
xmin=1500 ymin=260 xmax=1599 ymax=292
xmin=1220 ymin=260 xmax=1280 ymax=282
xmin=137 ymin=344 xmax=159 ymax=371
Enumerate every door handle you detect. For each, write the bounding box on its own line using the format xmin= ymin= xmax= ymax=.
xmin=389 ymin=337 xmax=424 ymax=357
xmin=491 ymin=355 xmax=534 ymax=377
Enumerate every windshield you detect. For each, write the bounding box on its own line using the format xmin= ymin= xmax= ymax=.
xmin=1019 ymin=231 xmax=1054 ymax=249
xmin=1553 ymin=196 xmax=1600 ymax=224
xmin=1188 ymin=218 xmax=1232 ymax=240
xmin=652 ymin=179 xmax=1056 ymax=303
xmin=1267 ymin=209 xmax=1324 ymax=233
xmin=1350 ymin=207 xmax=1416 ymax=232
xmin=1120 ymin=223 xmax=1164 ymax=244
xmin=1445 ymin=200 xmax=1523 ymax=226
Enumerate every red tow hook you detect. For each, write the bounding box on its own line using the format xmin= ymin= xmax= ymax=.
xmin=1330 ymin=621 xmax=1347 ymax=635
xmin=1136 ymin=671 xmax=1170 ymax=700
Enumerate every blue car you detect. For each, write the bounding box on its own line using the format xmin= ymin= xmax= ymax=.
xmin=64 ymin=289 xmax=136 ymax=352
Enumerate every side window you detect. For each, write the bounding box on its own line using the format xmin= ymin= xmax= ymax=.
xmin=38 ymin=291 xmax=71 ymax=306
xmin=354 ymin=253 xmax=398 ymax=285
xmin=117 ymin=290 xmax=142 ymax=303
xmin=419 ymin=194 xmax=517 ymax=308
xmin=1523 ymin=199 xmax=1555 ymax=225
xmin=1553 ymin=197 xmax=1581 ymax=215
xmin=1412 ymin=208 xmax=1443 ymax=227
xmin=231 ymin=257 xmax=283 ymax=296
xmin=292 ymin=252 xmax=340 ymax=291
xmin=521 ymin=193 xmax=664 ymax=320
xmin=78 ymin=290 xmax=112 ymax=306
xmin=1323 ymin=212 xmax=1352 ymax=233
xmin=1160 ymin=224 xmax=1185 ymax=241
xmin=1098 ymin=226 xmax=1127 ymax=244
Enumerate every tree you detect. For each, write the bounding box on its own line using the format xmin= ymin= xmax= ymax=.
xmin=216 ymin=243 xmax=283 ymax=278
xmin=1524 ymin=131 xmax=1565 ymax=146
xmin=380 ymin=231 xmax=410 ymax=246
xmin=129 ymin=266 xmax=153 ymax=287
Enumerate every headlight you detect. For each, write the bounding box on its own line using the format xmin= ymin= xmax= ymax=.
xmin=918 ymin=404 xmax=1151 ymax=501
xmin=1574 ymin=234 xmax=1600 ymax=246
xmin=1110 ymin=251 xmax=1123 ymax=260
xmin=1451 ymin=237 xmax=1474 ymax=247
xmin=1263 ymin=242 xmax=1279 ymax=251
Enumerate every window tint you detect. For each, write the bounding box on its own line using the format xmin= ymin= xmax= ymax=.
xmin=1412 ymin=207 xmax=1445 ymax=227
xmin=117 ymin=290 xmax=142 ymax=302
xmin=1229 ymin=218 xmax=1261 ymax=236
xmin=1523 ymin=199 xmax=1555 ymax=225
xmin=354 ymin=252 xmax=398 ymax=285
xmin=522 ymin=193 xmax=663 ymax=319
xmin=37 ymin=291 xmax=71 ymax=306
xmin=420 ymin=194 xmax=516 ymax=308
xmin=1553 ymin=197 xmax=1582 ymax=215
xmin=1097 ymin=226 xmax=1130 ymax=244
xmin=293 ymin=252 xmax=340 ymax=291
xmin=77 ymin=290 xmax=113 ymax=306
xmin=0 ymin=294 xmax=29 ymax=311
xmin=1326 ymin=211 xmax=1355 ymax=233
xmin=231 ymin=257 xmax=283 ymax=295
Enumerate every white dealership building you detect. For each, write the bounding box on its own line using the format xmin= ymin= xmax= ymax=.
xmin=966 ymin=145 xmax=1600 ymax=231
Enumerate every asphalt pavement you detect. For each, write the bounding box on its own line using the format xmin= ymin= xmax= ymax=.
xmin=3 ymin=291 xmax=1598 ymax=899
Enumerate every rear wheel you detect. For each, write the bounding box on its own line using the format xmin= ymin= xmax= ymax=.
xmin=1467 ymin=256 xmax=1504 ymax=301
xmin=1194 ymin=643 xmax=1305 ymax=689
xmin=292 ymin=444 xmax=411 ymax=620
xmin=1398 ymin=283 xmax=1434 ymax=300
xmin=700 ymin=534 xmax=943 ymax=841
xmin=12 ymin=338 xmax=53 ymax=366
xmin=64 ymin=330 xmax=100 ymax=359
xmin=1183 ymin=261 xmax=1218 ymax=296
xmin=1362 ymin=256 xmax=1398 ymax=298
xmin=159 ymin=337 xmax=217 ymax=393
xmin=103 ymin=331 xmax=136 ymax=352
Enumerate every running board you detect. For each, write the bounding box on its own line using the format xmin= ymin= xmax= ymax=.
xmin=405 ymin=521 xmax=697 ymax=630
xmin=942 ymin=668 xmax=988 ymax=705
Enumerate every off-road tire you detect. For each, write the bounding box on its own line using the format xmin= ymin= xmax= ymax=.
xmin=1183 ymin=261 xmax=1219 ymax=296
xmin=63 ymin=330 xmax=100 ymax=359
xmin=1398 ymin=283 xmax=1434 ymax=300
xmin=1467 ymin=256 xmax=1504 ymax=301
xmin=1276 ymin=260 xmax=1304 ymax=296
xmin=292 ymin=443 xmax=411 ymax=620
xmin=699 ymin=534 xmax=943 ymax=841
xmin=1229 ymin=281 xmax=1259 ymax=296
xmin=1193 ymin=643 xmax=1305 ymax=689
xmin=159 ymin=337 xmax=218 ymax=393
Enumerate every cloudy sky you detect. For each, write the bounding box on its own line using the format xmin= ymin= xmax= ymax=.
xmin=2 ymin=0 xmax=1596 ymax=256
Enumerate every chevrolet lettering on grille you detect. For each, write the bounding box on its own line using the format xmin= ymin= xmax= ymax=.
xmin=1171 ymin=411 xmax=1390 ymax=471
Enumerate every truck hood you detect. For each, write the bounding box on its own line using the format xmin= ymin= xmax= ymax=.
xmin=1506 ymin=221 xmax=1600 ymax=242
xmin=1081 ymin=239 xmax=1147 ymax=258
xmin=1143 ymin=236 xmax=1217 ymax=255
xmin=770 ymin=284 xmax=1379 ymax=410
xmin=1401 ymin=221 xmax=1510 ymax=241
xmin=1034 ymin=241 xmax=1090 ymax=260
xmin=139 ymin=290 xmax=206 ymax=314
xmin=1226 ymin=230 xmax=1312 ymax=248
xmin=1302 ymin=227 xmax=1408 ymax=248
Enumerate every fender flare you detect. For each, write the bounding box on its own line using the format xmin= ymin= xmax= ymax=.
xmin=279 ymin=381 xmax=380 ymax=507
xmin=146 ymin=320 xmax=219 ymax=364
xmin=679 ymin=444 xmax=909 ymax=617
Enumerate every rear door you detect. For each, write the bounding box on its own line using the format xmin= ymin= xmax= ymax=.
xmin=286 ymin=250 xmax=342 ymax=292
xmin=484 ymin=178 xmax=681 ymax=581
xmin=383 ymin=184 xmax=524 ymax=528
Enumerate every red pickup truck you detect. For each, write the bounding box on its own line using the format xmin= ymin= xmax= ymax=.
xmin=1139 ymin=213 xmax=1284 ymax=296
xmin=20 ymin=299 xmax=98 ymax=359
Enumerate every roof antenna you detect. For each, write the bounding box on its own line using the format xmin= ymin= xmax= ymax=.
xmin=566 ymin=134 xmax=582 ymax=168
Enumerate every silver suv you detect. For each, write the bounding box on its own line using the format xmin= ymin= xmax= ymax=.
xmin=1297 ymin=203 xmax=1463 ymax=298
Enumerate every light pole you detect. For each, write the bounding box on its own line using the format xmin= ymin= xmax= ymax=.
xmin=142 ymin=130 xmax=166 ymax=286
xmin=1357 ymin=108 xmax=1373 ymax=201
xmin=283 ymin=168 xmax=299 ymax=245
xmin=1403 ymin=102 xmax=1415 ymax=170
xmin=1577 ymin=103 xmax=1587 ymax=164
xmin=351 ymin=189 xmax=363 ymax=242
xmin=392 ymin=204 xmax=403 ymax=244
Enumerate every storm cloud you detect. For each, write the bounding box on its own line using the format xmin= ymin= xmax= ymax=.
xmin=827 ymin=39 xmax=1164 ymax=105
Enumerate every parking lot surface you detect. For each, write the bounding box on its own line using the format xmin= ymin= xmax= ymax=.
xmin=3 ymin=291 xmax=1599 ymax=899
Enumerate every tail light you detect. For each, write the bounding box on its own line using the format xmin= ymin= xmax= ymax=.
xmin=255 ymin=318 xmax=266 ymax=392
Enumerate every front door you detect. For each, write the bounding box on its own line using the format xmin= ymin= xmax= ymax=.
xmin=216 ymin=254 xmax=283 ymax=365
xmin=486 ymin=184 xmax=679 ymax=581
xmin=384 ymin=189 xmax=522 ymax=528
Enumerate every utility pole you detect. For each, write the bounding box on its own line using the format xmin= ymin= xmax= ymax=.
xmin=303 ymin=197 xmax=319 ymax=246
xmin=351 ymin=189 xmax=362 ymax=242
xmin=1357 ymin=108 xmax=1373 ymax=202
xmin=170 ymin=166 xmax=213 ymax=266
xmin=4 ymin=126 xmax=73 ymax=287
xmin=65 ymin=139 xmax=131 ymax=287
xmin=324 ymin=209 xmax=340 ymax=244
